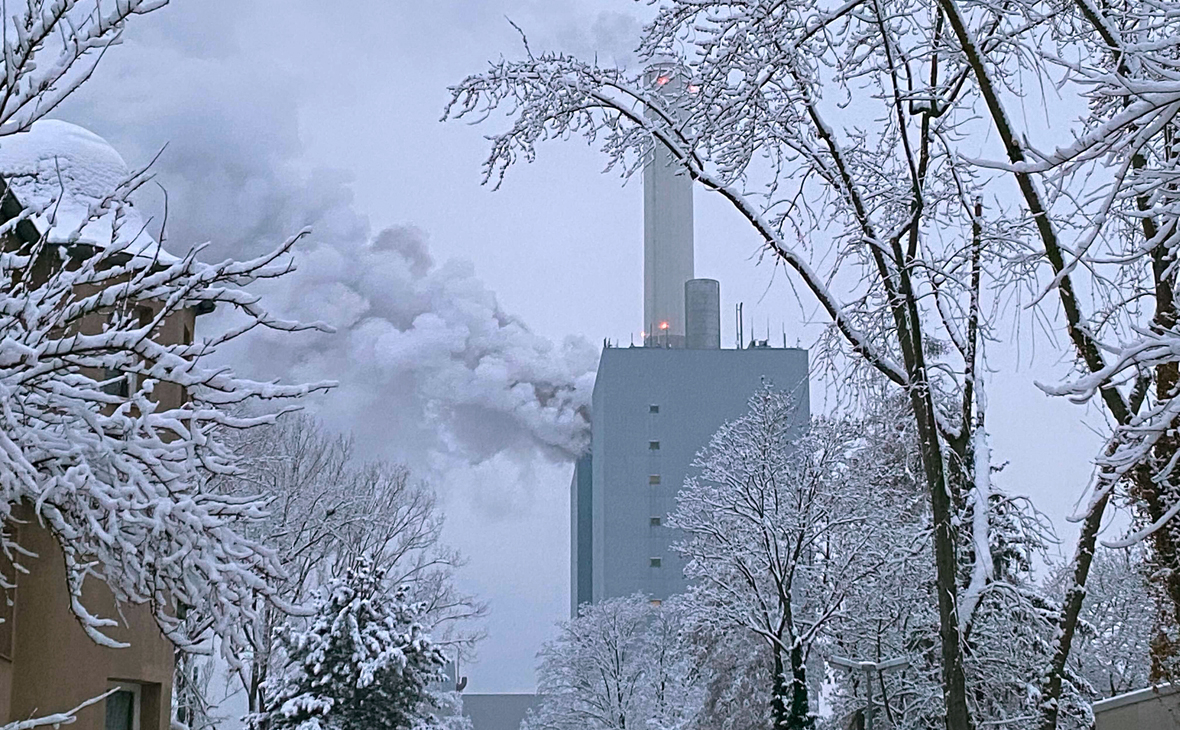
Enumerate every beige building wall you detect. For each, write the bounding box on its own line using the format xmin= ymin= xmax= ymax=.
xmin=4 ymin=507 xmax=174 ymax=730
xmin=1094 ymin=684 xmax=1180 ymax=730
xmin=0 ymin=258 xmax=202 ymax=729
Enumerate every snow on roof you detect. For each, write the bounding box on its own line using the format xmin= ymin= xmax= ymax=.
xmin=0 ymin=119 xmax=177 ymax=263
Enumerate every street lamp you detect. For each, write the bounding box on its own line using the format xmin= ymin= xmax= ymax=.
xmin=827 ymin=655 xmax=910 ymax=730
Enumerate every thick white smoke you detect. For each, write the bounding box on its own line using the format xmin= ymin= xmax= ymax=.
xmin=220 ymin=224 xmax=597 ymax=462
xmin=53 ymin=0 xmax=606 ymax=469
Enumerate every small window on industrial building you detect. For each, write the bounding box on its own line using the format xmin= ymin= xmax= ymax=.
xmin=650 ymin=599 xmax=662 ymax=607
xmin=650 ymin=557 xmax=662 ymax=568
xmin=648 ymin=475 xmax=661 ymax=485
xmin=650 ymin=517 xmax=661 ymax=527
xmin=649 ymin=404 xmax=659 ymax=414
xmin=648 ymin=441 xmax=660 ymax=451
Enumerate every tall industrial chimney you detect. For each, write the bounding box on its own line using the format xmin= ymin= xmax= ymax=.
xmin=643 ymin=62 xmax=694 ymax=348
xmin=685 ymin=278 xmax=721 ymax=349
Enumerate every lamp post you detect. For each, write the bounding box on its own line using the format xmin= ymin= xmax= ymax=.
xmin=828 ymin=655 xmax=910 ymax=730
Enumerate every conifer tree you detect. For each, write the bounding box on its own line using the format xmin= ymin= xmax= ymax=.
xmin=258 ymin=558 xmax=447 ymax=730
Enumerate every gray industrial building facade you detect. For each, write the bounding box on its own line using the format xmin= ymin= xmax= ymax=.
xmin=571 ymin=345 xmax=809 ymax=613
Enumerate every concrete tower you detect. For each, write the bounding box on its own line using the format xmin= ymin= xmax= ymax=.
xmin=643 ymin=63 xmax=694 ymax=348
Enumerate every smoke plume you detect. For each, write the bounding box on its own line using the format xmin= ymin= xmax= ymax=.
xmin=53 ymin=0 xmax=600 ymax=467
xmin=222 ymin=224 xmax=597 ymax=461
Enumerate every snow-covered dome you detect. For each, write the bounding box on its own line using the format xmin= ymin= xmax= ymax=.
xmin=0 ymin=119 xmax=174 ymax=262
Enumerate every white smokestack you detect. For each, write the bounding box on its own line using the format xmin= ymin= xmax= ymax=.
xmin=643 ymin=61 xmax=694 ymax=348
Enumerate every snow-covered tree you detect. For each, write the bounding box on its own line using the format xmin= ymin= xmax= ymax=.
xmin=444 ymin=4 xmax=1028 ymax=723
xmin=689 ymin=626 xmax=773 ymax=730
xmin=443 ymin=0 xmax=1180 ymax=723
xmin=207 ymin=413 xmax=484 ymax=715
xmin=1049 ymin=547 xmax=1155 ymax=698
xmin=671 ymin=388 xmax=886 ymax=730
xmin=524 ymin=595 xmax=701 ymax=730
xmin=812 ymin=396 xmax=1075 ymax=730
xmin=1008 ymin=0 xmax=1180 ymax=693
xmin=0 ymin=6 xmax=347 ymax=730
xmin=255 ymin=557 xmax=448 ymax=730
xmin=0 ymin=145 xmax=329 ymax=661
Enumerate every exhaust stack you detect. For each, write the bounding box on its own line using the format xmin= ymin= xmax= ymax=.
xmin=685 ymin=279 xmax=720 ymax=349
xmin=643 ymin=62 xmax=694 ymax=348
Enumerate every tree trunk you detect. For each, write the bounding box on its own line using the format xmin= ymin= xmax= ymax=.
xmin=1037 ymin=490 xmax=1109 ymax=730
xmin=771 ymin=644 xmax=790 ymax=730
xmin=771 ymin=641 xmax=815 ymax=730
xmin=909 ymin=380 xmax=973 ymax=730
xmin=1137 ymin=229 xmax=1180 ymax=675
xmin=788 ymin=641 xmax=814 ymax=730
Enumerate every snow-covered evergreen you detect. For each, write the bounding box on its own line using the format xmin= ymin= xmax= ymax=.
xmin=255 ymin=558 xmax=448 ymax=730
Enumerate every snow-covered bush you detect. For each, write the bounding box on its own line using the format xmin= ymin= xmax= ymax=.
xmin=254 ymin=558 xmax=448 ymax=730
xmin=524 ymin=595 xmax=700 ymax=730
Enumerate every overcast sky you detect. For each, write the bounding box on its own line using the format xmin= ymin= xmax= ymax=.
xmin=53 ymin=0 xmax=1109 ymax=694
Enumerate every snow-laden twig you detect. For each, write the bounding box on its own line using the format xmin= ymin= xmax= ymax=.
xmin=1 ymin=689 xmax=114 ymax=730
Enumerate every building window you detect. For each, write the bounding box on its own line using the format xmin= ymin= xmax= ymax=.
xmin=649 ymin=404 xmax=659 ymax=414
xmin=101 ymin=368 xmax=129 ymax=398
xmin=650 ymin=599 xmax=662 ymax=607
xmin=105 ymin=683 xmax=141 ymax=730
xmin=648 ymin=441 xmax=660 ymax=451
xmin=650 ymin=516 xmax=661 ymax=527
xmin=648 ymin=475 xmax=661 ymax=485
xmin=650 ymin=557 xmax=662 ymax=568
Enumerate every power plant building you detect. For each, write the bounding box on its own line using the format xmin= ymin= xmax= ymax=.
xmin=462 ymin=62 xmax=812 ymax=730
xmin=570 ymin=63 xmax=810 ymax=614
xmin=571 ymin=344 xmax=808 ymax=611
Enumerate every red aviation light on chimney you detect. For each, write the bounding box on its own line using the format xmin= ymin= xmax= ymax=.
xmin=659 ymin=321 xmax=670 ymax=330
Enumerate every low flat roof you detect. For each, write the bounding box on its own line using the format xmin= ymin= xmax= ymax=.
xmin=1092 ymin=683 xmax=1178 ymax=713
